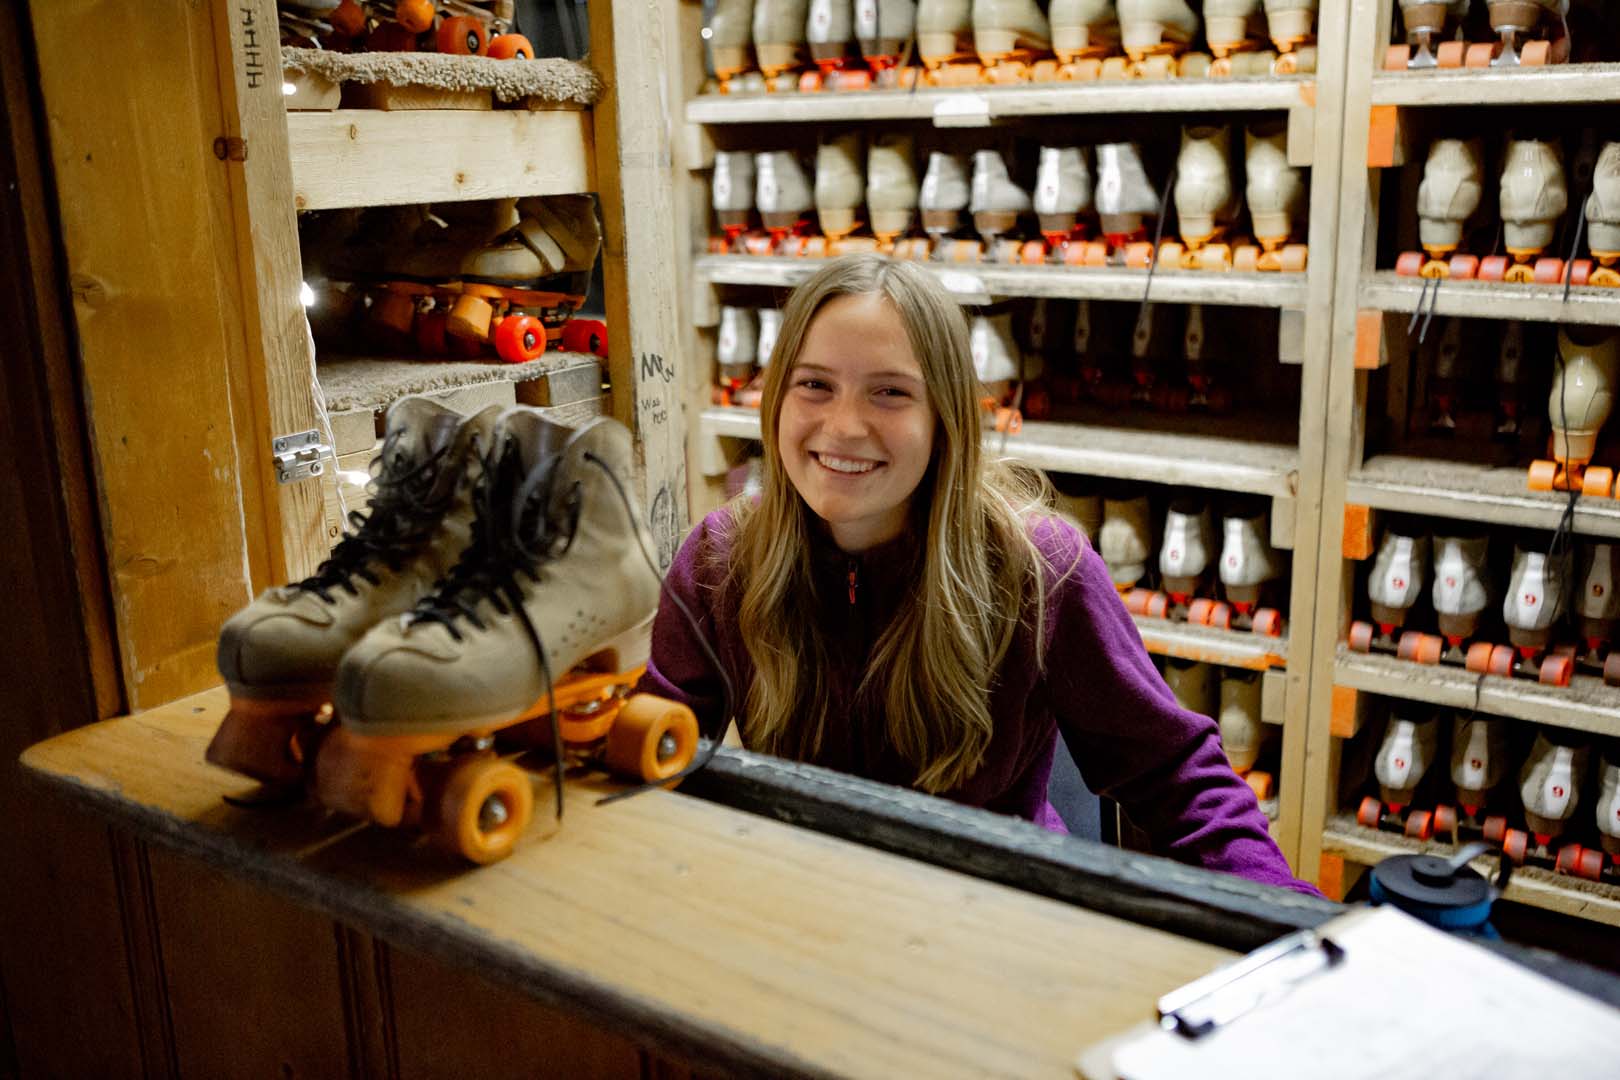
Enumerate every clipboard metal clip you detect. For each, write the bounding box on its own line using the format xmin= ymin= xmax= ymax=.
xmin=1156 ymin=928 xmax=1345 ymax=1041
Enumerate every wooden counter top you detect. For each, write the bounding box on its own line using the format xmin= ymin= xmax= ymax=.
xmin=19 ymin=687 xmax=1234 ymax=1079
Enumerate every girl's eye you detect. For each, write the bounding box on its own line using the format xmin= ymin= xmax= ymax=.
xmin=877 ymin=387 xmax=911 ymax=399
xmin=796 ymin=378 xmax=830 ymax=391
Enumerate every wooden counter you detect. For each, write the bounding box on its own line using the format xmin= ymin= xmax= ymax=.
xmin=19 ymin=687 xmax=1237 ymax=1079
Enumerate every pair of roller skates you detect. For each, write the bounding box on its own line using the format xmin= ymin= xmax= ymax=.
xmin=1525 ymin=325 xmax=1620 ymax=496
xmin=1153 ymin=122 xmax=1309 ymax=273
xmin=207 ymin=399 xmax=697 ymax=863
xmin=1388 ymin=0 xmax=1569 ymax=70
xmin=1106 ymin=493 xmax=1288 ymax=637
xmin=713 ymin=304 xmax=783 ymax=408
xmin=1165 ymin=660 xmax=1276 ymax=799
xmin=709 ymin=0 xmax=918 ymax=93
xmin=280 ymin=1 xmax=533 ymax=57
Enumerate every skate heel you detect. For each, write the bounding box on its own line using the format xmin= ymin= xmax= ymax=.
xmin=1121 ymin=22 xmax=1173 ymax=52
xmin=1267 ymin=9 xmax=1314 ymax=46
xmin=974 ymin=28 xmax=1021 ymax=60
xmin=586 ymin=614 xmax=657 ymax=675
xmin=918 ymin=31 xmax=971 ymax=66
xmin=1203 ymin=16 xmax=1250 ymax=53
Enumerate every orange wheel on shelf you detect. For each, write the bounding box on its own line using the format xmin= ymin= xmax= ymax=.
xmin=1435 ymin=40 xmax=1466 ymax=67
xmin=1520 ymin=39 xmax=1551 ymax=66
xmin=1464 ymin=640 xmax=1496 ymax=673
xmin=437 ymin=14 xmax=488 ymax=55
xmin=394 ymin=0 xmax=435 ymax=33
xmin=1526 ymin=459 xmax=1558 ymax=492
xmin=1252 ymin=608 xmax=1284 ymax=638
xmin=446 ymin=293 xmax=495 ymax=341
xmin=1395 ymin=251 xmax=1425 ymax=277
xmin=1448 ymin=253 xmax=1479 ymax=279
xmin=1123 ymin=242 xmax=1155 ymax=269
xmin=1207 ymin=602 xmax=1233 ymax=631
xmin=1404 ymin=809 xmax=1433 ymax=841
xmin=1433 ymin=804 xmax=1457 ymax=836
xmin=603 ymin=695 xmax=700 ymax=784
xmin=1539 ymin=652 xmax=1574 ymax=687
xmin=1483 ymin=815 xmax=1507 ymax=845
xmin=488 ymin=33 xmax=536 ymax=60
xmin=329 ymin=0 xmax=366 ymax=37
xmin=1395 ymin=631 xmax=1422 ymax=662
xmin=1487 ymin=644 xmax=1516 ymax=677
xmin=1124 ymin=588 xmax=1156 ymax=615
xmin=1411 ymin=633 xmax=1443 ymax=665
xmin=1145 ymin=592 xmax=1170 ymax=619
xmin=1348 ymin=621 xmax=1375 ymax=652
xmin=1568 ymin=259 xmax=1593 ymax=287
xmin=1357 ymin=796 xmax=1382 ymax=830
xmin=1555 ymin=844 xmax=1583 ymax=876
xmin=1277 ymin=245 xmax=1308 ymax=273
xmin=370 ymin=291 xmax=417 ymax=336
xmin=1232 ymin=245 xmax=1260 ymax=273
xmin=1575 ymin=847 xmax=1605 ymax=881
xmin=561 ymin=318 xmax=608 ymax=357
xmin=435 ymin=755 xmax=533 ymax=865
xmin=1383 ymin=45 xmax=1410 ymax=71
xmin=1464 ymin=42 xmax=1496 ymax=67
xmin=493 ymin=314 xmax=546 ymax=363
xmin=1187 ymin=598 xmax=1215 ymax=626
xmin=1023 ymin=386 xmax=1052 ymax=420
xmin=1503 ymin=828 xmax=1528 ymax=865
xmin=1477 ymin=255 xmax=1509 ymax=282
xmin=1582 ymin=466 xmax=1613 ymax=497
xmin=1533 ymin=257 xmax=1565 ymax=285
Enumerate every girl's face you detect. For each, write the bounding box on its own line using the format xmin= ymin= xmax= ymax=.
xmin=777 ymin=293 xmax=936 ymax=553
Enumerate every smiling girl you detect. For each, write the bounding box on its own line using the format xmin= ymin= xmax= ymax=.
xmin=640 ymin=254 xmax=1313 ymax=894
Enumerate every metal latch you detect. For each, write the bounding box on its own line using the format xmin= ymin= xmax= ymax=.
xmin=272 ymin=429 xmax=330 ymax=484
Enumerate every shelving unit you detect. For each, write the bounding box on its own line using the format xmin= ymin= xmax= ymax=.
xmin=1304 ymin=0 xmax=1620 ymax=926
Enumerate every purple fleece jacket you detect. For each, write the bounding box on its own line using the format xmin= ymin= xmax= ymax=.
xmin=637 ymin=507 xmax=1319 ymax=896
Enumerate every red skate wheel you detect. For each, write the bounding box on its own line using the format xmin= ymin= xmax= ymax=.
xmin=1207 ymin=602 xmax=1233 ymax=631
xmin=1568 ymin=260 xmax=1593 ymax=287
xmin=488 ymin=33 xmax=535 ymax=60
xmin=1604 ymin=650 xmax=1620 ymax=686
xmin=437 ymin=15 xmax=488 ymax=55
xmin=1357 ymin=796 xmax=1382 ymax=830
xmin=1576 ymin=847 xmax=1605 ymax=881
xmin=1483 ymin=816 xmax=1507 ymax=845
xmin=561 ymin=318 xmax=609 ymax=357
xmin=1478 ymin=255 xmax=1509 ymax=282
xmin=1410 ymin=633 xmax=1443 ymax=664
xmin=1487 ymin=644 xmax=1515 ymax=677
xmin=1252 ymin=609 xmax=1284 ymax=638
xmin=1348 ymin=621 xmax=1375 ymax=653
xmin=1533 ymin=258 xmax=1565 ymax=285
xmin=393 ymin=0 xmax=435 ymax=33
xmin=1124 ymin=588 xmax=1156 ymax=615
xmin=1555 ymin=844 xmax=1584 ymax=876
xmin=1436 ymin=41 xmax=1465 ymax=67
xmin=1395 ymin=251 xmax=1425 ymax=277
xmin=1539 ymin=653 xmax=1574 ymax=687
xmin=1503 ymin=829 xmax=1528 ymax=865
xmin=1449 ymin=254 xmax=1479 ymax=280
xmin=493 ymin=315 xmax=546 ymax=363
xmin=415 ymin=310 xmax=450 ymax=356
xmin=1404 ymin=809 xmax=1433 ymax=841
xmin=1527 ymin=459 xmax=1558 ymax=492
xmin=329 ymin=0 xmax=366 ymax=37
xmin=1465 ymin=640 xmax=1496 ymax=673
xmin=1187 ymin=598 xmax=1215 ymax=626
xmin=1433 ymin=804 xmax=1458 ymax=837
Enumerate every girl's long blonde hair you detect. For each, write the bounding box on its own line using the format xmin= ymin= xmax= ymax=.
xmin=730 ymin=254 xmax=1056 ymax=794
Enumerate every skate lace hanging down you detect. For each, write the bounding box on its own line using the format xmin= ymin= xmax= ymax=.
xmin=297 ymin=434 xmax=456 ymax=605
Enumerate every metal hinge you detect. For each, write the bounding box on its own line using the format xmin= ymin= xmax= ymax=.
xmin=213 ymin=135 xmax=248 ymax=162
xmin=272 ymin=429 xmax=330 ymax=484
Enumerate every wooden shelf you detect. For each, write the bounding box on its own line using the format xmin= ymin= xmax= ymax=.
xmin=288 ymin=109 xmax=595 ymax=211
xmin=1333 ymin=647 xmax=1620 ymax=740
xmin=701 ymin=407 xmax=1301 ymax=499
xmin=1323 ymin=816 xmax=1620 ymax=928
xmin=686 ymin=78 xmax=1304 ymax=126
xmin=1348 ymin=455 xmax=1620 ymax=540
xmin=1132 ymin=615 xmax=1288 ymax=672
xmin=697 ymin=255 xmax=1309 ymax=309
xmin=1359 ymin=272 xmax=1620 ymax=327
xmin=1369 ymin=63 xmax=1620 ymax=107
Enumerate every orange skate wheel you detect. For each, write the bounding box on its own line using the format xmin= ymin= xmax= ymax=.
xmin=1567 ymin=260 xmax=1593 ymax=287
xmin=1395 ymin=251 xmax=1425 ymax=277
xmin=1145 ymin=592 xmax=1170 ymax=619
xmin=1357 ymin=796 xmax=1382 ymax=829
xmin=1245 ymin=770 xmax=1273 ymax=801
xmin=1436 ymin=40 xmax=1466 ymax=67
xmin=1410 ymin=633 xmax=1443 ymax=665
xmin=437 ymin=15 xmax=488 ymax=55
xmin=1277 ymin=245 xmax=1308 ymax=273
xmin=415 ymin=310 xmax=450 ymax=356
xmin=561 ymin=318 xmax=608 ymax=357
xmin=1533 ymin=258 xmax=1565 ymax=285
xmin=1232 ymin=245 xmax=1260 ymax=273
xmin=446 ymin=293 xmax=495 ymax=342
xmin=1477 ymin=255 xmax=1509 ymax=282
xmin=1099 ymin=55 xmax=1130 ymax=79
xmin=1483 ymin=815 xmax=1508 ymax=845
xmin=1464 ymin=42 xmax=1496 ymax=67
xmin=1464 ymin=640 xmax=1496 ymax=673
xmin=1575 ymin=847 xmax=1605 ymax=881
xmin=1503 ymin=828 xmax=1528 ymax=865
xmin=1251 ymin=608 xmax=1284 ymax=638
xmin=329 ymin=0 xmax=366 ymax=37
xmin=394 ymin=0 xmax=435 ymax=33
xmin=436 ymin=755 xmax=533 ymax=864
xmin=1178 ymin=51 xmax=1211 ymax=78
xmin=488 ymin=33 xmax=535 ymax=60
xmin=1384 ymin=45 xmax=1410 ymax=71
xmin=1487 ymin=644 xmax=1516 ymax=677
xmin=1187 ymin=598 xmax=1216 ymax=626
xmin=1404 ymin=809 xmax=1433 ymax=841
xmin=1554 ymin=844 xmax=1592 ymax=877
xmin=1158 ymin=240 xmax=1185 ymax=265
xmin=1433 ymin=804 xmax=1458 ymax=837
xmin=1124 ymin=242 xmax=1155 ymax=269
xmin=1207 ymin=602 xmax=1233 ymax=631
xmin=493 ymin=314 xmax=546 ymax=363
xmin=1124 ymin=588 xmax=1156 ymax=615
xmin=1449 ymin=254 xmax=1479 ymax=279
xmin=1582 ymin=466 xmax=1614 ymax=498
xmin=370 ymin=291 xmax=418 ymax=338
xmin=1539 ymin=653 xmax=1574 ymax=687
xmin=1348 ymin=621 xmax=1375 ymax=652
xmin=1527 ymin=459 xmax=1558 ymax=492
xmin=1520 ymin=39 xmax=1551 ymax=66
xmin=603 ymin=695 xmax=699 ymax=784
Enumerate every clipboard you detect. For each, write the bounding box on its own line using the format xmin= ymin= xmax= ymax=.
xmin=1075 ymin=905 xmax=1620 ymax=1080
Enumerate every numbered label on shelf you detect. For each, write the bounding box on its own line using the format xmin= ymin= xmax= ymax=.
xmin=933 ymin=94 xmax=992 ymax=129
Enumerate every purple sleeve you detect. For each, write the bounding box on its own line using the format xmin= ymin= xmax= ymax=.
xmin=635 ymin=512 xmax=731 ymax=739
xmin=1036 ymin=519 xmax=1322 ymax=897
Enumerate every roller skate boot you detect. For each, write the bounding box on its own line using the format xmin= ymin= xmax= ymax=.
xmin=1237 ymin=120 xmax=1308 ymax=272
xmin=1129 ymin=496 xmax=1213 ymax=620
xmin=1573 ymin=142 xmax=1620 ymax=288
xmin=1397 ymin=138 xmax=1485 ymax=279
xmin=1261 ymin=0 xmax=1317 ymax=72
xmin=753 ymin=151 xmax=815 ymax=254
xmin=1209 ymin=505 xmax=1285 ymax=636
xmin=1052 ymin=473 xmax=1104 ymax=541
xmin=918 ymin=151 xmax=972 ymax=259
xmin=1348 ymin=525 xmax=1431 ymax=658
xmin=1200 ymin=1 xmax=1273 ymax=76
xmin=1432 ymin=530 xmax=1495 ymax=665
xmin=867 ymin=135 xmax=921 ymax=255
xmin=446 ymin=195 xmax=600 ymax=361
xmin=804 ymin=0 xmax=859 ymax=89
xmin=1112 ymin=0 xmax=1198 ymax=78
xmin=712 ymin=151 xmax=757 ymax=253
xmin=1434 ymin=714 xmax=1511 ymax=844
xmin=1165 ymin=658 xmax=1217 ymax=717
xmin=1220 ymin=670 xmax=1273 ymax=799
xmin=754 ymin=0 xmax=811 ymax=86
xmin=1528 ymin=325 xmax=1620 ymax=496
xmin=1576 ymin=542 xmax=1620 ymax=679
xmin=1163 ymin=124 xmax=1242 ymax=271
xmin=1032 ymin=146 xmax=1093 ymax=263
xmin=1588 ymin=749 xmax=1620 ymax=881
xmin=1500 ymin=544 xmax=1573 ymax=684
xmin=1087 ymin=143 xmax=1159 ymax=268
xmin=1047 ymin=0 xmax=1120 ymax=78
xmin=321 ymin=411 xmax=698 ymax=863
xmin=811 ymin=133 xmax=866 ymax=254
xmin=917 ymin=0 xmax=980 ymax=81
xmin=1504 ymin=729 xmax=1589 ymax=869
xmin=1099 ymin=492 xmax=1153 ymax=592
xmin=737 ymin=307 xmax=782 ymax=408
xmin=968 ymin=149 xmax=1033 ymax=263
xmin=971 ymin=311 xmax=1037 ymax=431
xmin=855 ymin=0 xmax=919 ymax=84
xmin=709 ymin=0 xmax=757 ymax=87
xmin=1358 ymin=710 xmax=1443 ymax=837
xmin=1484 ymin=0 xmax=1569 ymax=67
xmin=1390 ymin=0 xmax=1472 ymax=69
xmin=209 ymin=398 xmax=501 ymax=788
xmin=1483 ymin=138 xmax=1567 ymax=284
xmin=972 ymin=0 xmax=1051 ymax=81
xmin=714 ymin=306 xmax=760 ymax=406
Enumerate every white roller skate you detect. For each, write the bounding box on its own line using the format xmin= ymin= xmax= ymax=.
xmin=1240 ymin=120 xmax=1308 ymax=272
xmin=919 ymin=151 xmax=972 ymax=258
xmin=1434 ymin=713 xmax=1511 ymax=844
xmin=1500 ymin=544 xmax=1573 ymax=685
xmin=1164 ymin=124 xmax=1242 ymax=271
xmin=754 ymin=151 xmax=814 ymax=253
xmin=1164 ymin=657 xmax=1217 ymax=717
xmin=712 ymin=151 xmax=757 ymax=252
xmin=1220 ymin=669 xmax=1272 ymax=799
xmin=1397 ymin=138 xmax=1485 ymax=278
xmin=813 ymin=132 xmax=866 ymax=251
xmin=736 ymin=307 xmax=782 ymax=408
xmin=1126 ymin=496 xmax=1213 ymax=620
xmin=1033 ymin=146 xmax=1093 ymax=262
xmin=1048 ymin=0 xmax=1120 ymax=76
xmin=867 ymin=135 xmax=920 ymax=254
xmin=1348 ymin=525 xmax=1430 ymax=658
xmin=969 ymin=149 xmax=1033 ymax=262
xmin=1504 ymin=729 xmax=1589 ymax=869
xmin=1200 ymin=506 xmax=1285 ymax=636
xmin=1487 ymin=138 xmax=1567 ymax=283
xmin=715 ymin=306 xmax=760 ymax=406
xmin=972 ymin=0 xmax=1052 ymax=80
xmin=1528 ymin=325 xmax=1620 ymax=497
xmin=1088 ymin=142 xmax=1159 ymax=268
xmin=1577 ymin=543 xmax=1620 ymax=678
xmin=1357 ymin=709 xmax=1442 ymax=838
xmin=1098 ymin=493 xmax=1153 ymax=592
